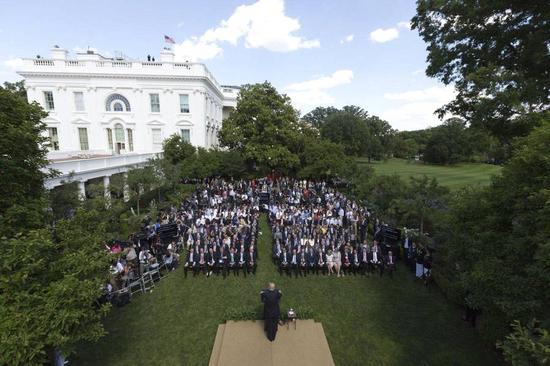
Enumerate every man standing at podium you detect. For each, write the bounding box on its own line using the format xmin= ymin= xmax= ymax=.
xmin=260 ymin=282 xmax=282 ymax=341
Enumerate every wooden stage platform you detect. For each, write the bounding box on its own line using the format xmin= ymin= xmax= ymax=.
xmin=209 ymin=319 xmax=335 ymax=366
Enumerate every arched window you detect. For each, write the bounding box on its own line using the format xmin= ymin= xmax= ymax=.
xmin=114 ymin=123 xmax=125 ymax=143
xmin=105 ymin=94 xmax=131 ymax=111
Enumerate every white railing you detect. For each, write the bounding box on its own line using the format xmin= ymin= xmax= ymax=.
xmin=20 ymin=58 xmax=222 ymax=91
xmin=48 ymin=152 xmax=158 ymax=176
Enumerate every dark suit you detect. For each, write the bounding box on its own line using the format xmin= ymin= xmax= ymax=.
xmin=261 ymin=288 xmax=282 ymax=341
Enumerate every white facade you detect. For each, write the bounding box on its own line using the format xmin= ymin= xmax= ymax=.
xmin=17 ymin=47 xmax=239 ymax=191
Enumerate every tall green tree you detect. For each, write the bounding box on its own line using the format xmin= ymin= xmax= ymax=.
xmin=297 ymin=137 xmax=355 ymax=180
xmin=0 ymin=85 xmax=53 ymax=235
xmin=423 ymin=118 xmax=474 ymax=164
xmin=301 ymin=106 xmax=339 ymax=129
xmin=126 ymin=166 xmax=157 ymax=215
xmin=162 ymin=134 xmax=196 ymax=165
xmin=391 ymin=175 xmax=449 ymax=233
xmin=0 ymin=210 xmax=111 ymax=365
xmin=219 ymin=82 xmax=302 ymax=174
xmin=412 ymin=1 xmax=550 ymax=143
xmin=441 ymin=121 xmax=550 ymax=343
xmin=320 ymin=111 xmax=370 ymax=157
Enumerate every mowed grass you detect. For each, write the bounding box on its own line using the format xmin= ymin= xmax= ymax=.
xmin=74 ymin=216 xmax=501 ymax=366
xmin=358 ymin=158 xmax=502 ymax=190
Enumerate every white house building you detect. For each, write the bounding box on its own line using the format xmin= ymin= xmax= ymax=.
xmin=17 ymin=46 xmax=239 ymax=197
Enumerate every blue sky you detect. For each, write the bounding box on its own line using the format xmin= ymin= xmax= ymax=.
xmin=0 ymin=0 xmax=455 ymax=131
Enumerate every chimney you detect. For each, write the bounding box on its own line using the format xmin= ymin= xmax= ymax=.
xmin=50 ymin=46 xmax=68 ymax=60
xmin=160 ymin=49 xmax=175 ymax=62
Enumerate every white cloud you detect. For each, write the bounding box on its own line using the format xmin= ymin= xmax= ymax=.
xmin=4 ymin=58 xmax=24 ymax=70
xmin=284 ymin=69 xmax=353 ymax=111
xmin=381 ymin=86 xmax=457 ymax=130
xmin=177 ymin=21 xmax=185 ymax=28
xmin=397 ymin=21 xmax=411 ymax=30
xmin=384 ymin=86 xmax=456 ymax=103
xmin=369 ymin=27 xmax=399 ymax=43
xmin=0 ymin=58 xmax=24 ymax=83
xmin=174 ymin=0 xmax=319 ymax=61
xmin=340 ymin=34 xmax=354 ymax=44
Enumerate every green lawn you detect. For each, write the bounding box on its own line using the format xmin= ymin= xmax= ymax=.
xmin=74 ymin=216 xmax=501 ymax=366
xmin=359 ymin=158 xmax=502 ymax=190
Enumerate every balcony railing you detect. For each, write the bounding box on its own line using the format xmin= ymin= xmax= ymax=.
xmin=21 ymin=58 xmax=222 ymax=91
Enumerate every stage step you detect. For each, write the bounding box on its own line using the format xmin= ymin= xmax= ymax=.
xmin=208 ymin=324 xmax=226 ymax=366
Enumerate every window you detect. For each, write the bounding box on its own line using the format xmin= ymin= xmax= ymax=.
xmin=74 ymin=92 xmax=85 ymax=111
xmin=78 ymin=128 xmax=89 ymax=150
xmin=114 ymin=123 xmax=125 ymax=154
xmin=152 ymin=128 xmax=162 ymax=149
xmin=181 ymin=129 xmax=190 ymax=143
xmin=47 ymin=127 xmax=59 ymax=150
xmin=113 ymin=102 xmax=123 ymax=112
xmin=43 ymin=91 xmax=55 ymax=110
xmin=179 ymin=94 xmax=190 ymax=113
xmin=127 ymin=129 xmax=134 ymax=152
xmin=105 ymin=93 xmax=131 ymax=111
xmin=150 ymin=93 xmax=160 ymax=113
xmin=114 ymin=123 xmax=125 ymax=142
xmin=106 ymin=128 xmax=113 ymax=150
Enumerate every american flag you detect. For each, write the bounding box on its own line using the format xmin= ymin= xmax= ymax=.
xmin=164 ymin=35 xmax=176 ymax=44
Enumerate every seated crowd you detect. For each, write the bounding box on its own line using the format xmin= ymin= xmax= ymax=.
xmin=180 ymin=179 xmax=261 ymax=278
xmin=269 ymin=178 xmax=398 ymax=278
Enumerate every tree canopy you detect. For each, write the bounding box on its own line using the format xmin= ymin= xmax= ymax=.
xmin=412 ymin=1 xmax=550 ymax=143
xmin=219 ymin=82 xmax=302 ymax=174
xmin=0 ymin=85 xmax=52 ymax=235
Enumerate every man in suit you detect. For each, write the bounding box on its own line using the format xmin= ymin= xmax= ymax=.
xmin=183 ymin=247 xmax=198 ymax=278
xmin=228 ymin=247 xmax=238 ymax=276
xmin=278 ymin=247 xmax=290 ymax=276
xmin=290 ymin=248 xmax=299 ymax=278
xmin=260 ymin=283 xmax=282 ymax=341
xmin=237 ymin=245 xmax=247 ymax=277
xmin=299 ymin=249 xmax=308 ymax=277
xmin=206 ymin=247 xmax=215 ymax=277
xmin=306 ymin=247 xmax=317 ymax=276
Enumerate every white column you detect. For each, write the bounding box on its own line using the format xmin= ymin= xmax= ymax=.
xmin=78 ymin=181 xmax=86 ymax=200
xmin=103 ymin=175 xmax=111 ymax=207
xmin=123 ymin=172 xmax=130 ymax=202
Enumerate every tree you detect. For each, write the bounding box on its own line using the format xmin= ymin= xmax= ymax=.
xmin=364 ymin=115 xmax=396 ymax=160
xmin=301 ymin=106 xmax=339 ymax=129
xmin=423 ymin=118 xmax=474 ymax=164
xmin=412 ymin=2 xmax=550 ymax=143
xmin=1 ymin=80 xmax=27 ymax=99
xmin=497 ymin=319 xmax=550 ymax=366
xmin=0 ymin=86 xmax=53 ymax=235
xmin=440 ymin=121 xmax=550 ymax=343
xmin=391 ymin=175 xmax=449 ymax=233
xmin=162 ymin=134 xmax=196 ymax=165
xmin=297 ymin=137 xmax=355 ymax=180
xmin=320 ymin=111 xmax=370 ymax=157
xmin=48 ymin=180 xmax=81 ymax=220
xmin=219 ymin=82 xmax=302 ymax=174
xmin=126 ymin=166 xmax=157 ymax=215
xmin=0 ymin=210 xmax=111 ymax=365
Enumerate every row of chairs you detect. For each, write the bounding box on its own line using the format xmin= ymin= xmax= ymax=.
xmin=113 ymin=262 xmax=172 ymax=303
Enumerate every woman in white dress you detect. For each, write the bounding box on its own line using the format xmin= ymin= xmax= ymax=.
xmin=326 ymin=250 xmax=334 ymax=275
xmin=333 ymin=248 xmax=342 ymax=277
